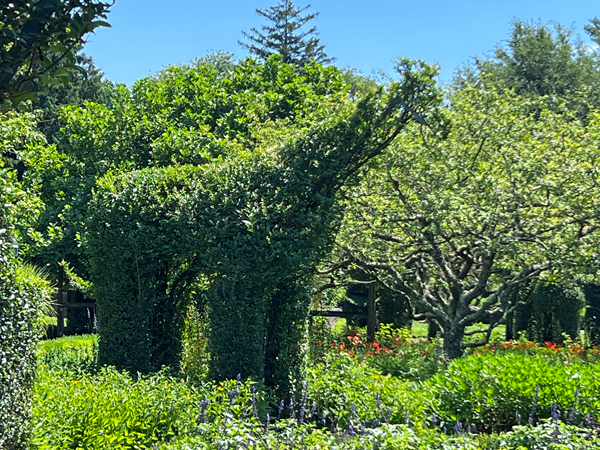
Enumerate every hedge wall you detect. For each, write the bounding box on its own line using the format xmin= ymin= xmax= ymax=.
xmin=0 ymin=171 xmax=51 ymax=449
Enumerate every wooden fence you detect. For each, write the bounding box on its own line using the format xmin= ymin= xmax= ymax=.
xmin=46 ymin=274 xmax=97 ymax=338
xmin=309 ymin=281 xmax=377 ymax=341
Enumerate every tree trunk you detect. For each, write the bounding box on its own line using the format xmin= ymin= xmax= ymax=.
xmin=427 ymin=319 xmax=440 ymax=339
xmin=442 ymin=324 xmax=465 ymax=359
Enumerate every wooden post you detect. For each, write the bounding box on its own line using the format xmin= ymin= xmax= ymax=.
xmin=367 ymin=281 xmax=376 ymax=342
xmin=57 ymin=267 xmax=64 ymax=337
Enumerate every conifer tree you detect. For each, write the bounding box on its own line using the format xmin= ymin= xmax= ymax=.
xmin=239 ymin=0 xmax=333 ymax=66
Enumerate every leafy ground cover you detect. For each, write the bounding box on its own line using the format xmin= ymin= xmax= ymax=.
xmin=31 ymin=332 xmax=600 ymax=449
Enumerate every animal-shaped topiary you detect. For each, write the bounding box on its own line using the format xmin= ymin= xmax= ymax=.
xmin=85 ymin=59 xmax=440 ymax=399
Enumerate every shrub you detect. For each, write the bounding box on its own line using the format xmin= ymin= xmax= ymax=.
xmin=306 ymin=351 xmax=429 ymax=430
xmin=324 ymin=325 xmax=443 ymax=381
xmin=583 ymin=283 xmax=600 ymax=346
xmin=36 ymin=334 xmax=98 ymax=373
xmin=428 ymin=352 xmax=600 ymax=433
xmin=527 ymin=283 xmax=585 ymax=344
xmin=1 ymin=168 xmax=52 ymax=449
xmin=31 ymin=366 xmax=263 ymax=450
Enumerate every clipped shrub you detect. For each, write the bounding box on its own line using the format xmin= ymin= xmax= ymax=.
xmin=583 ymin=283 xmax=600 ymax=347
xmin=36 ymin=334 xmax=98 ymax=373
xmin=0 ymin=262 xmax=52 ymax=450
xmin=527 ymin=283 xmax=585 ymax=344
xmin=342 ymin=281 xmax=412 ymax=329
xmin=0 ymin=169 xmax=52 ymax=449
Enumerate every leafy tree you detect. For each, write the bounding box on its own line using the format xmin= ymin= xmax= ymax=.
xmin=31 ymin=52 xmax=115 ymax=141
xmin=332 ymin=85 xmax=600 ymax=359
xmin=0 ymin=0 xmax=112 ymax=109
xmin=239 ymin=0 xmax=333 ymax=66
xmin=458 ymin=20 xmax=600 ymax=118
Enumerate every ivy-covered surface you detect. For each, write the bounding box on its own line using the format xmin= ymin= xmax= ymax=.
xmin=83 ymin=58 xmax=440 ymax=399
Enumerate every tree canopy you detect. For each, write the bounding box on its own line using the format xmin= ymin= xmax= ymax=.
xmin=0 ymin=0 xmax=112 ymax=109
xmin=331 ymin=83 xmax=600 ymax=358
xmin=239 ymin=0 xmax=333 ymax=66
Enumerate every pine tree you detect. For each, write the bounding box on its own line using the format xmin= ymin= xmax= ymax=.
xmin=239 ymin=0 xmax=334 ymax=66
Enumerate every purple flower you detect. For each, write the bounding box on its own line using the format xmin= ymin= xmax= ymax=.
xmin=568 ymin=389 xmax=579 ymax=424
xmin=197 ymin=398 xmax=209 ymax=423
xmin=375 ymin=392 xmax=389 ymax=424
xmin=454 ymin=421 xmax=463 ymax=437
xmin=528 ymin=385 xmax=540 ymax=425
xmin=551 ymin=403 xmax=560 ymax=423
xmin=346 ymin=423 xmax=356 ymax=437
xmin=251 ymin=387 xmax=258 ymax=420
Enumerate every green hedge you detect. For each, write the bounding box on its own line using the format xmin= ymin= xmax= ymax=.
xmin=0 ymin=171 xmax=52 ymax=449
xmin=583 ymin=283 xmax=600 ymax=346
xmin=527 ymin=283 xmax=585 ymax=344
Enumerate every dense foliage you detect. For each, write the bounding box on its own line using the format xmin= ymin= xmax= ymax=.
xmin=0 ymin=0 xmax=112 ymax=109
xmin=80 ymin=57 xmax=440 ymax=400
xmin=583 ymin=283 xmax=600 ymax=346
xmin=526 ymin=283 xmax=585 ymax=344
xmin=30 ymin=334 xmax=600 ymax=450
xmin=331 ymin=83 xmax=600 ymax=358
xmin=0 ymin=113 xmax=52 ymax=450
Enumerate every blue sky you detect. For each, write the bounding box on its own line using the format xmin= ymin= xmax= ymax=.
xmin=84 ymin=1 xmax=600 ymax=86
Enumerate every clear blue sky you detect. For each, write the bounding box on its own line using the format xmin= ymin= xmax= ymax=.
xmin=83 ymin=0 xmax=600 ymax=86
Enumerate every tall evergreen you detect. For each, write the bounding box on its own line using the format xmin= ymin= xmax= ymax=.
xmin=239 ymin=0 xmax=334 ymax=66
